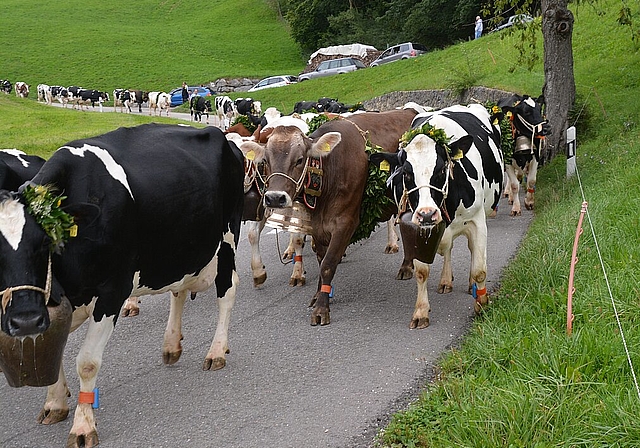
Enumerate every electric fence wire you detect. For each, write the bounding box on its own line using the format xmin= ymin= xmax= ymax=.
xmin=571 ymin=94 xmax=640 ymax=399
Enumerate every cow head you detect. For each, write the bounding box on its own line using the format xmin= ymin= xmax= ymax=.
xmin=240 ymin=126 xmax=341 ymax=209
xmin=498 ymin=94 xmax=551 ymax=140
xmin=0 ymin=188 xmax=74 ymax=386
xmin=370 ymin=126 xmax=474 ymax=227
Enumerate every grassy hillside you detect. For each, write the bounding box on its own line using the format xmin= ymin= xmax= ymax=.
xmin=0 ymin=0 xmax=304 ymax=91
xmin=1 ymin=0 xmax=640 ymax=446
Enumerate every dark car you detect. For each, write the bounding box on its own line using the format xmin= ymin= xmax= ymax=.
xmin=369 ymin=42 xmax=427 ymax=67
xmin=298 ymin=57 xmax=366 ymax=82
xmin=169 ymin=86 xmax=213 ymax=107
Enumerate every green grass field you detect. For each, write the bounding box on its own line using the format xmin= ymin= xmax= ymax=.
xmin=2 ymin=0 xmax=640 ymax=446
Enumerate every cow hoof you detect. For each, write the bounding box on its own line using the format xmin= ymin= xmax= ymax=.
xmin=525 ymin=203 xmax=534 ymax=211
xmin=510 ymin=210 xmax=522 ymax=217
xmin=253 ymin=272 xmax=267 ymax=287
xmin=203 ymin=356 xmax=226 ymax=371
xmin=289 ymin=277 xmax=306 ymax=286
xmin=396 ymin=266 xmax=414 ymax=280
xmin=310 ymin=309 xmax=330 ymax=326
xmin=121 ymin=307 xmax=139 ymax=317
xmin=37 ymin=407 xmax=69 ymax=425
xmin=384 ymin=244 xmax=399 ymax=254
xmin=409 ymin=316 xmax=430 ymax=329
xmin=67 ymin=431 xmax=98 ymax=448
xmin=162 ymin=349 xmax=182 ymax=365
xmin=437 ymin=284 xmax=453 ymax=294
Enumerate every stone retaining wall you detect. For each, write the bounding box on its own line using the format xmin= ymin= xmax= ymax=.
xmin=363 ymin=86 xmax=515 ymax=111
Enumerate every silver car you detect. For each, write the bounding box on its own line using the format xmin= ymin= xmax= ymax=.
xmin=298 ymin=57 xmax=367 ymax=81
xmin=369 ymin=42 xmax=427 ymax=67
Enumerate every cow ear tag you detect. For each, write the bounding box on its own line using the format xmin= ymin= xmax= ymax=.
xmin=246 ymin=150 xmax=255 ymax=161
xmin=321 ymin=142 xmax=331 ymax=152
xmin=451 ymin=149 xmax=464 ymax=161
xmin=69 ymin=224 xmax=78 ymax=238
xmin=379 ymin=160 xmax=390 ymax=172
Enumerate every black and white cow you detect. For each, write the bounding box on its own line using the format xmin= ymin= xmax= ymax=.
xmin=73 ymin=89 xmax=110 ymax=112
xmin=234 ymin=98 xmax=261 ymax=118
xmin=215 ymin=96 xmax=236 ymax=130
xmin=190 ymin=96 xmax=212 ymax=123
xmin=50 ymin=86 xmax=70 ymax=107
xmin=131 ymin=90 xmax=148 ymax=113
xmin=498 ymin=94 xmax=551 ymax=216
xmin=293 ymin=100 xmax=319 ymax=114
xmin=0 ymin=149 xmax=45 ymax=190
xmin=113 ymin=89 xmax=133 ymax=113
xmin=0 ymin=80 xmax=11 ymax=94
xmin=0 ymin=123 xmax=245 ymax=447
xmin=148 ymin=91 xmax=171 ymax=116
xmin=37 ymin=84 xmax=53 ymax=104
xmin=371 ymin=104 xmax=504 ymax=328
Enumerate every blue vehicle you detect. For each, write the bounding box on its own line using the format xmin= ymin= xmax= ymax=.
xmin=169 ymin=86 xmax=213 ymax=107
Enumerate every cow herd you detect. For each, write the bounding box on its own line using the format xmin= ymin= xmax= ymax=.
xmin=0 ymin=89 xmax=549 ymax=447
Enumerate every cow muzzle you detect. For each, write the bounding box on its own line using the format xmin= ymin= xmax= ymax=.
xmin=0 ymin=295 xmax=72 ymax=387
xmin=263 ymin=191 xmax=292 ymax=209
xmin=414 ymin=207 xmax=441 ymax=227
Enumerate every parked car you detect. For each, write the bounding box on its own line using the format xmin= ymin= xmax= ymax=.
xmin=369 ymin=42 xmax=428 ymax=67
xmin=298 ymin=57 xmax=367 ymax=82
xmin=492 ymin=14 xmax=534 ymax=32
xmin=248 ymin=75 xmax=298 ymax=92
xmin=168 ymin=85 xmax=213 ymax=107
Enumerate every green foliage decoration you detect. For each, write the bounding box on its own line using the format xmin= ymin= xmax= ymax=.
xmin=350 ymin=141 xmax=394 ymax=245
xmin=230 ymin=115 xmax=256 ymax=133
xmin=400 ymin=122 xmax=451 ymax=150
xmin=22 ymin=185 xmax=76 ymax=252
xmin=485 ymin=101 xmax=514 ymax=161
xmin=306 ymin=114 xmax=331 ymax=134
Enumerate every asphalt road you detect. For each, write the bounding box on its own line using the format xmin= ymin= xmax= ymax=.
xmin=0 ymin=196 xmax=531 ymax=448
xmin=0 ymin=103 xmax=533 ymax=447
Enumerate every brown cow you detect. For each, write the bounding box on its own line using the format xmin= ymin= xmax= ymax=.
xmin=241 ymin=108 xmax=416 ymax=325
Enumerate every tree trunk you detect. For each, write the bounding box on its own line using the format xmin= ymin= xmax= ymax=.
xmin=541 ymin=0 xmax=576 ymax=160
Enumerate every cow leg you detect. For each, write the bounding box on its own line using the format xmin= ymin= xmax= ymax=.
xmin=163 ymin=290 xmax=186 ymax=365
xmin=524 ymin=158 xmax=538 ymax=211
xmin=37 ymin=364 xmax=70 ymax=425
xmin=411 ymin=259 xmax=431 ymax=329
xmin=385 ymin=218 xmax=399 ymax=254
xmin=68 ymin=314 xmax=116 ymax=448
xmin=38 ymin=306 xmax=92 ymax=426
xmin=309 ymin=232 xmax=351 ymax=326
xmin=285 ymin=233 xmax=306 ymax=286
xmin=203 ymin=232 xmax=239 ymax=371
xmin=121 ymin=296 xmax=140 ymax=317
xmin=465 ymin=219 xmax=489 ymax=313
xmin=506 ymin=163 xmax=522 ymax=216
xmin=247 ymin=219 xmax=267 ymax=287
xmin=437 ymin=227 xmax=455 ymax=294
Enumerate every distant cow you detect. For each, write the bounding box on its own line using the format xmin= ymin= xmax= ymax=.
xmin=371 ymin=104 xmax=504 ymax=328
xmin=148 ymin=91 xmax=171 ymax=116
xmin=0 ymin=149 xmax=45 ymax=190
xmin=190 ymin=96 xmax=212 ymax=123
xmin=215 ymin=96 xmax=236 ymax=130
xmin=235 ymin=98 xmax=261 ymax=117
xmin=50 ymin=86 xmax=70 ymax=107
xmin=14 ymin=82 xmax=29 ymax=98
xmin=293 ymin=101 xmax=319 ymax=114
xmin=113 ymin=89 xmax=133 ymax=113
xmin=131 ymin=90 xmax=149 ymax=113
xmin=73 ymin=89 xmax=109 ymax=112
xmin=0 ymin=123 xmax=244 ymax=447
xmin=240 ymin=109 xmax=417 ymax=325
xmin=37 ymin=84 xmax=52 ymax=104
xmin=498 ymin=94 xmax=551 ymax=216
xmin=0 ymin=80 xmax=11 ymax=94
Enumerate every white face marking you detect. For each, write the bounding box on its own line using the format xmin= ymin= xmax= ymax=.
xmin=524 ymin=97 xmax=536 ymax=108
xmin=0 ymin=199 xmax=26 ymax=250
xmin=405 ymin=134 xmax=439 ymax=211
xmin=60 ymin=144 xmax=134 ymax=199
xmin=1 ymin=149 xmax=30 ymax=168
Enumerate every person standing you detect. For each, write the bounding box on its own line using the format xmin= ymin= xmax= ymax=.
xmin=475 ymin=16 xmax=483 ymax=39
xmin=181 ymin=82 xmax=189 ymax=105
